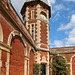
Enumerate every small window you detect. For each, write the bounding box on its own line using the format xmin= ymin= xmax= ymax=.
xmin=31 ymin=10 xmax=34 ymax=19
xmin=32 ymin=24 xmax=34 ymax=39
xmin=31 ymin=5 xmax=34 ymax=7
xmin=40 ymin=12 xmax=47 ymax=20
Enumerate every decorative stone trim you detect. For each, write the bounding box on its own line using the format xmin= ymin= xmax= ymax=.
xmin=0 ymin=23 xmax=3 ymax=71
xmin=25 ymin=56 xmax=30 ymax=60
xmin=24 ymin=60 xmax=27 ymax=75
xmin=0 ymin=23 xmax=3 ymax=42
xmin=47 ymin=24 xmax=49 ymax=46
xmin=24 ymin=56 xmax=30 ymax=75
xmin=26 ymin=19 xmax=49 ymax=24
xmin=70 ymin=55 xmax=75 ymax=75
xmin=35 ymin=51 xmax=41 ymax=64
xmin=5 ymin=51 xmax=10 ymax=75
xmin=36 ymin=20 xmax=41 ymax=48
xmin=29 ymin=47 xmax=35 ymax=55
xmin=36 ymin=5 xmax=41 ymax=19
xmin=26 ymin=7 xmax=29 ymax=21
xmin=28 ymin=60 xmax=29 ymax=75
xmin=26 ymin=22 xmax=28 ymax=29
xmin=36 ymin=43 xmax=49 ymax=46
xmin=0 ymin=41 xmax=11 ymax=52
xmin=7 ymin=30 xmax=27 ymax=47
xmin=50 ymin=51 xmax=75 ymax=54
xmin=0 ymin=60 xmax=2 ymax=68
xmin=37 ymin=47 xmax=49 ymax=52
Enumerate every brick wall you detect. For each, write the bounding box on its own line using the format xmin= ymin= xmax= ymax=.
xmin=0 ymin=13 xmax=14 ymax=44
xmin=9 ymin=36 xmax=24 ymax=75
xmin=50 ymin=47 xmax=75 ymax=75
xmin=72 ymin=57 xmax=75 ymax=75
xmin=40 ymin=22 xmax=47 ymax=44
xmin=1 ymin=51 xmax=7 ymax=75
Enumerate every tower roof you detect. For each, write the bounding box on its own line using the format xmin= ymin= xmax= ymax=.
xmin=21 ymin=0 xmax=51 ymax=18
xmin=25 ymin=0 xmax=49 ymax=6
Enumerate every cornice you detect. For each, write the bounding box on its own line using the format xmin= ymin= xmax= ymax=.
xmin=50 ymin=51 xmax=75 ymax=54
xmin=26 ymin=19 xmax=49 ymax=24
xmin=37 ymin=47 xmax=49 ymax=52
xmin=0 ymin=41 xmax=12 ymax=52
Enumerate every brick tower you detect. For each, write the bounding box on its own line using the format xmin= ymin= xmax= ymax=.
xmin=21 ymin=0 xmax=51 ymax=75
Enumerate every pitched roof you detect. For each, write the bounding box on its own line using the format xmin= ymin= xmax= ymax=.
xmin=25 ymin=0 xmax=49 ymax=6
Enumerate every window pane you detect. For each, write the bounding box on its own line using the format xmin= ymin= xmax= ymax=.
xmin=32 ymin=25 xmax=34 ymax=39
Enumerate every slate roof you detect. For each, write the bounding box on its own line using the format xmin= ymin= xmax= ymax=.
xmin=25 ymin=0 xmax=49 ymax=6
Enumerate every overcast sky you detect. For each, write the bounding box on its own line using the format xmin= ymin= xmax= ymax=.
xmin=11 ymin=0 xmax=75 ymax=48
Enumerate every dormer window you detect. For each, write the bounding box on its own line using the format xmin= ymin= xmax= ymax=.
xmin=31 ymin=10 xmax=34 ymax=19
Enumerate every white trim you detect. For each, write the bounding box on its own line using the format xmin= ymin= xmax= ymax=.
xmin=7 ymin=30 xmax=26 ymax=75
xmin=29 ymin=47 xmax=31 ymax=55
xmin=6 ymin=52 xmax=10 ymax=75
xmin=36 ymin=20 xmax=41 ymax=48
xmin=0 ymin=23 xmax=3 ymax=71
xmin=70 ymin=55 xmax=75 ymax=75
xmin=28 ymin=60 xmax=29 ymax=75
xmin=25 ymin=60 xmax=27 ymax=75
xmin=24 ymin=46 xmax=28 ymax=75
xmin=29 ymin=47 xmax=35 ymax=56
xmin=7 ymin=30 xmax=26 ymax=46
xmin=0 ymin=23 xmax=3 ymax=42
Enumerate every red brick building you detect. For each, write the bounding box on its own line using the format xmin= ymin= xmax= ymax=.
xmin=0 ymin=0 xmax=75 ymax=75
xmin=0 ymin=0 xmax=50 ymax=75
xmin=50 ymin=47 xmax=75 ymax=75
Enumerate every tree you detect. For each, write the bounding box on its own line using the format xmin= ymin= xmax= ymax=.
xmin=33 ymin=63 xmax=42 ymax=75
xmin=50 ymin=54 xmax=69 ymax=75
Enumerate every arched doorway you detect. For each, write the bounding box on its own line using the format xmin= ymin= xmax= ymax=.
xmin=9 ymin=36 xmax=25 ymax=75
xmin=72 ymin=56 xmax=75 ymax=75
xmin=29 ymin=50 xmax=34 ymax=75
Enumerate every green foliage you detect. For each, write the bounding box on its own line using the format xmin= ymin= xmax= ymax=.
xmin=33 ymin=63 xmax=42 ymax=75
xmin=50 ymin=54 xmax=69 ymax=75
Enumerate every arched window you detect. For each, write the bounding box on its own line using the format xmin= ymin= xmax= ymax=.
xmin=40 ymin=11 xmax=47 ymax=20
xmin=70 ymin=55 xmax=75 ymax=75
